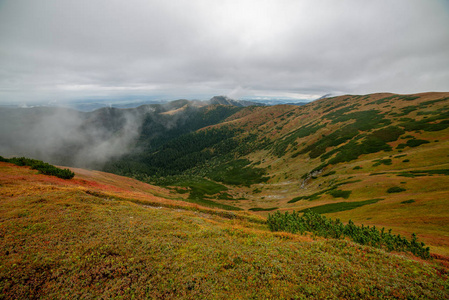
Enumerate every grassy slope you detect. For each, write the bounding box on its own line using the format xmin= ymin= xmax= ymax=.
xmin=202 ymin=92 xmax=449 ymax=257
xmin=1 ymin=163 xmax=448 ymax=299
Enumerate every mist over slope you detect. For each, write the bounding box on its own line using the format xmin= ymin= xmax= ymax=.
xmin=0 ymin=98 xmax=243 ymax=168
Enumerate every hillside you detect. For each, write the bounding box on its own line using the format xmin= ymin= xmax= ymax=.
xmin=1 ymin=92 xmax=449 ymax=258
xmin=1 ymin=162 xmax=448 ymax=299
xmin=0 ymin=99 xmax=243 ymax=168
xmin=203 ymin=92 xmax=449 ymax=256
xmin=100 ymin=92 xmax=449 ymax=256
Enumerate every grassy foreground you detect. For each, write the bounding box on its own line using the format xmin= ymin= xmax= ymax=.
xmin=1 ymin=163 xmax=449 ymax=299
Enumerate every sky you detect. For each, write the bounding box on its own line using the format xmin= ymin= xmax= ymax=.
xmin=0 ymin=0 xmax=448 ymax=105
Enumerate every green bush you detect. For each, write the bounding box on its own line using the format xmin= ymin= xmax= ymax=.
xmin=405 ymin=139 xmax=430 ymax=147
xmin=398 ymin=169 xmax=449 ymax=177
xmin=369 ymin=126 xmax=404 ymax=142
xmin=397 ymin=139 xmax=430 ymax=149
xmin=267 ymin=210 xmax=430 ymax=259
xmin=207 ymin=159 xmax=269 ymax=186
xmin=249 ymin=207 xmax=278 ymax=212
xmin=272 ymin=123 xmax=324 ymax=157
xmin=327 ymin=189 xmax=352 ymax=199
xmin=372 ymin=159 xmax=392 ymax=167
xmin=298 ymin=199 xmax=381 ymax=214
xmin=300 ymin=109 xmax=391 ymax=161
xmin=288 ymin=192 xmax=322 ymax=203
xmin=4 ymin=156 xmax=75 ymax=179
xmin=401 ymin=199 xmax=415 ymax=204
xmin=399 ymin=114 xmax=449 ymax=132
xmin=387 ymin=187 xmax=406 ymax=193
xmin=322 ymin=170 xmax=336 ymax=177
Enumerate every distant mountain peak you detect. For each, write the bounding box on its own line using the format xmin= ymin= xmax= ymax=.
xmin=209 ymin=96 xmax=264 ymax=107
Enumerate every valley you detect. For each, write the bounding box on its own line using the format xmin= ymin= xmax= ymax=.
xmin=1 ymin=92 xmax=449 ymax=298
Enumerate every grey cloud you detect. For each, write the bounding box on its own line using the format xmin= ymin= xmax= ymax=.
xmin=0 ymin=106 xmax=146 ymax=167
xmin=0 ymin=0 xmax=448 ymax=104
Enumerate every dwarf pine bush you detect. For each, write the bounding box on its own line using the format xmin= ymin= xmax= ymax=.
xmin=2 ymin=156 xmax=75 ymax=179
xmin=267 ymin=210 xmax=430 ymax=259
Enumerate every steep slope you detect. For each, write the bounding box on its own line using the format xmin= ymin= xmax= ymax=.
xmin=0 ymin=162 xmax=448 ymax=299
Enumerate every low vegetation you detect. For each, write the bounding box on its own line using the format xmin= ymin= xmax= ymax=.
xmin=289 ymin=180 xmax=360 ymax=203
xmin=396 ymin=138 xmax=430 ymax=149
xmin=206 ymin=159 xmax=269 ymax=186
xmin=327 ymin=189 xmax=352 ymax=199
xmin=0 ymin=156 xmax=74 ymax=179
xmin=150 ymin=176 xmax=241 ymax=210
xmin=399 ymin=112 xmax=449 ymax=132
xmin=267 ymin=210 xmax=430 ymax=259
xmin=372 ymin=158 xmax=392 ymax=167
xmin=1 ymin=162 xmax=448 ymax=299
xmin=298 ymin=199 xmax=382 ymax=214
xmin=2 ymin=93 xmax=449 ymax=297
xmin=397 ymin=169 xmax=449 ymax=177
xmin=401 ymin=199 xmax=415 ymax=204
xmin=387 ymin=186 xmax=406 ymax=193
xmin=249 ymin=207 xmax=278 ymax=212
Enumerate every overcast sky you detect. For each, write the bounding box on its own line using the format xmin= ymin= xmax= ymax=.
xmin=0 ymin=0 xmax=448 ymax=104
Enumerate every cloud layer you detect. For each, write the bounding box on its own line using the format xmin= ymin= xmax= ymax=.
xmin=0 ymin=0 xmax=448 ymax=104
